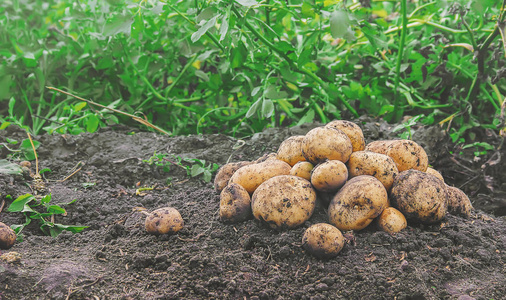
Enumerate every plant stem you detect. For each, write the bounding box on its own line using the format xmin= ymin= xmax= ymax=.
xmin=393 ymin=0 xmax=408 ymax=121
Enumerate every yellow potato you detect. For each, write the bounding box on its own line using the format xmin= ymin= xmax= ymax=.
xmin=326 ymin=120 xmax=365 ymax=152
xmin=365 ymin=140 xmax=395 ymax=154
xmin=229 ymin=159 xmax=291 ymax=194
xmin=377 ymin=207 xmax=407 ymax=234
xmin=328 ymin=175 xmax=389 ymax=231
xmin=252 ymin=175 xmax=317 ymax=229
xmin=145 ymin=207 xmax=184 ymax=235
xmin=301 ymin=126 xmax=353 ymax=164
xmin=347 ymin=151 xmax=398 ymax=191
xmin=214 ymin=161 xmax=252 ymax=193
xmin=277 ymin=135 xmax=306 ymax=166
xmin=290 ymin=161 xmax=314 ymax=181
xmin=302 ymin=223 xmax=345 ymax=258
xmin=390 ymin=170 xmax=447 ymax=224
xmin=254 ymin=152 xmax=278 ymax=163
xmin=219 ymin=183 xmax=252 ymax=223
xmin=310 ymin=160 xmax=348 ymax=192
xmin=426 ymin=167 xmax=444 ymax=183
xmin=0 ymin=222 xmax=16 ymax=250
xmin=446 ymin=186 xmax=473 ymax=218
xmin=385 ymin=140 xmax=428 ymax=172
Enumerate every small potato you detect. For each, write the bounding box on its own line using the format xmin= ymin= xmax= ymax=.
xmin=252 ymin=175 xmax=317 ymax=229
xmin=365 ymin=140 xmax=395 ymax=154
xmin=390 ymin=170 xmax=447 ymax=224
xmin=254 ymin=153 xmax=278 ymax=163
xmin=220 ymin=183 xmax=252 ymax=223
xmin=347 ymin=151 xmax=398 ymax=191
xmin=377 ymin=207 xmax=407 ymax=234
xmin=0 ymin=222 xmax=16 ymax=250
xmin=290 ymin=161 xmax=314 ymax=181
xmin=326 ymin=120 xmax=365 ymax=152
xmin=426 ymin=167 xmax=444 ymax=183
xmin=229 ymin=159 xmax=291 ymax=194
xmin=301 ymin=127 xmax=353 ymax=164
xmin=386 ymin=140 xmax=428 ymax=172
xmin=302 ymin=223 xmax=345 ymax=259
xmin=446 ymin=186 xmax=473 ymax=218
xmin=145 ymin=207 xmax=184 ymax=235
xmin=328 ymin=175 xmax=389 ymax=231
xmin=277 ymin=136 xmax=306 ymax=166
xmin=311 ymin=160 xmax=348 ymax=192
xmin=214 ymin=161 xmax=252 ymax=193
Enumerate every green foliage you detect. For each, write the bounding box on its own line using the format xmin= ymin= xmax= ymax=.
xmin=143 ymin=152 xmax=219 ymax=183
xmin=0 ymin=135 xmax=40 ymax=161
xmin=0 ymin=159 xmax=22 ymax=175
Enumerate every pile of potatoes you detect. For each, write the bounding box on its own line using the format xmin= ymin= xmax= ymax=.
xmin=214 ymin=120 xmax=473 ymax=258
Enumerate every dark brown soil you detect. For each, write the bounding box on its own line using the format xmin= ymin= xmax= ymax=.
xmin=0 ymin=121 xmax=505 ymax=300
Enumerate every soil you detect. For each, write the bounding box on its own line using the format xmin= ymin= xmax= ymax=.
xmin=0 ymin=120 xmax=505 ymax=300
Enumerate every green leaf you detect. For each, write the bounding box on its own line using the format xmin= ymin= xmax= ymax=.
xmin=191 ymin=15 xmax=219 ymax=43
xmin=0 ymin=159 xmax=22 ymax=175
xmin=20 ymin=138 xmax=40 ymax=161
xmin=246 ymin=99 xmax=262 ymax=118
xmin=103 ymin=15 xmax=133 ymax=37
xmin=47 ymin=205 xmax=67 ymax=215
xmin=236 ymin=0 xmax=258 ymax=6
xmin=8 ymin=194 xmax=35 ymax=212
xmin=261 ymin=99 xmax=274 ymax=118
xmin=190 ymin=164 xmax=205 ymax=177
xmin=297 ymin=109 xmax=315 ymax=126
xmin=74 ymin=102 xmax=87 ymax=112
xmin=54 ymin=224 xmax=88 ymax=234
xmin=301 ymin=2 xmax=315 ymax=18
xmin=0 ymin=75 xmax=13 ymax=100
xmin=202 ymin=170 xmax=212 ymax=183
xmin=219 ymin=15 xmax=229 ymax=42
xmin=329 ymin=11 xmax=355 ymax=40
xmin=86 ymin=114 xmax=100 ymax=133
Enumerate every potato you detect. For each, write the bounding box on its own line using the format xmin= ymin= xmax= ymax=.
xmin=277 ymin=135 xmax=306 ymax=166
xmin=214 ymin=161 xmax=252 ymax=193
xmin=302 ymin=223 xmax=345 ymax=259
xmin=326 ymin=120 xmax=365 ymax=152
xmin=377 ymin=207 xmax=407 ymax=234
xmin=229 ymin=159 xmax=291 ymax=194
xmin=390 ymin=170 xmax=447 ymax=224
xmin=446 ymin=186 xmax=473 ymax=218
xmin=254 ymin=152 xmax=278 ymax=163
xmin=219 ymin=183 xmax=252 ymax=223
xmin=252 ymin=175 xmax=317 ymax=229
xmin=301 ymin=126 xmax=353 ymax=164
xmin=367 ymin=140 xmax=428 ymax=172
xmin=365 ymin=140 xmax=395 ymax=154
xmin=310 ymin=160 xmax=348 ymax=192
xmin=426 ymin=167 xmax=444 ymax=183
xmin=0 ymin=222 xmax=16 ymax=250
xmin=347 ymin=151 xmax=398 ymax=191
xmin=328 ymin=175 xmax=389 ymax=231
xmin=290 ymin=161 xmax=314 ymax=181
xmin=145 ymin=207 xmax=184 ymax=235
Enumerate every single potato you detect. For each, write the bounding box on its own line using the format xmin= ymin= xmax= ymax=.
xmin=229 ymin=159 xmax=291 ymax=194
xmin=214 ymin=161 xmax=252 ymax=193
xmin=377 ymin=207 xmax=407 ymax=234
xmin=301 ymin=126 xmax=353 ymax=164
xmin=0 ymin=222 xmax=16 ymax=250
xmin=145 ymin=207 xmax=184 ymax=235
xmin=252 ymin=175 xmax=317 ymax=229
xmin=426 ymin=167 xmax=444 ymax=183
xmin=290 ymin=161 xmax=314 ymax=181
xmin=328 ymin=175 xmax=389 ymax=231
xmin=254 ymin=152 xmax=278 ymax=163
xmin=390 ymin=170 xmax=447 ymax=224
xmin=386 ymin=140 xmax=428 ymax=172
xmin=310 ymin=160 xmax=348 ymax=192
xmin=365 ymin=140 xmax=395 ymax=154
xmin=277 ymin=135 xmax=306 ymax=166
xmin=302 ymin=223 xmax=345 ymax=259
xmin=220 ymin=183 xmax=252 ymax=223
xmin=347 ymin=151 xmax=398 ymax=191
xmin=446 ymin=186 xmax=473 ymax=218
xmin=326 ymin=120 xmax=365 ymax=152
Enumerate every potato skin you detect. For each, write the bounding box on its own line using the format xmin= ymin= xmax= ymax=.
xmin=254 ymin=153 xmax=278 ymax=163
xmin=302 ymin=223 xmax=345 ymax=259
xmin=0 ymin=222 xmax=16 ymax=250
xmin=277 ymin=136 xmax=306 ymax=166
xmin=326 ymin=120 xmax=365 ymax=152
xmin=252 ymin=175 xmax=317 ymax=229
xmin=328 ymin=175 xmax=389 ymax=231
xmin=145 ymin=207 xmax=184 ymax=235
xmin=301 ymin=127 xmax=353 ymax=164
xmin=365 ymin=140 xmax=395 ymax=154
xmin=347 ymin=151 xmax=398 ymax=191
xmin=426 ymin=167 xmax=444 ymax=183
xmin=214 ymin=161 xmax=252 ymax=193
xmin=377 ymin=207 xmax=407 ymax=234
xmin=290 ymin=161 xmax=314 ymax=181
xmin=390 ymin=170 xmax=447 ymax=224
xmin=229 ymin=159 xmax=291 ymax=194
xmin=446 ymin=186 xmax=473 ymax=218
xmin=219 ymin=183 xmax=252 ymax=223
xmin=311 ymin=160 xmax=348 ymax=192
xmin=367 ymin=140 xmax=428 ymax=172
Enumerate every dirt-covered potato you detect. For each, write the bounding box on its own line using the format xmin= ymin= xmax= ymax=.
xmin=328 ymin=175 xmax=389 ymax=231
xmin=390 ymin=170 xmax=447 ymax=224
xmin=290 ymin=161 xmax=314 ymax=181
xmin=326 ymin=120 xmax=365 ymax=152
xmin=219 ymin=183 xmax=252 ymax=223
xmin=254 ymin=152 xmax=278 ymax=163
xmin=347 ymin=151 xmax=398 ymax=191
xmin=214 ymin=161 xmax=252 ymax=193
xmin=252 ymin=175 xmax=317 ymax=229
xmin=0 ymin=222 xmax=16 ymax=250
xmin=301 ymin=126 xmax=353 ymax=164
xmin=386 ymin=140 xmax=428 ymax=172
xmin=426 ymin=167 xmax=444 ymax=183
xmin=446 ymin=186 xmax=473 ymax=218
xmin=302 ymin=223 xmax=345 ymax=259
xmin=365 ymin=140 xmax=395 ymax=154
xmin=377 ymin=207 xmax=407 ymax=234
xmin=229 ymin=159 xmax=291 ymax=194
xmin=277 ymin=135 xmax=306 ymax=166
xmin=310 ymin=160 xmax=348 ymax=192
xmin=145 ymin=207 xmax=184 ymax=235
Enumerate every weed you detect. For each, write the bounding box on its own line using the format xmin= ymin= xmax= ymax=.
xmin=143 ymin=152 xmax=219 ymax=183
